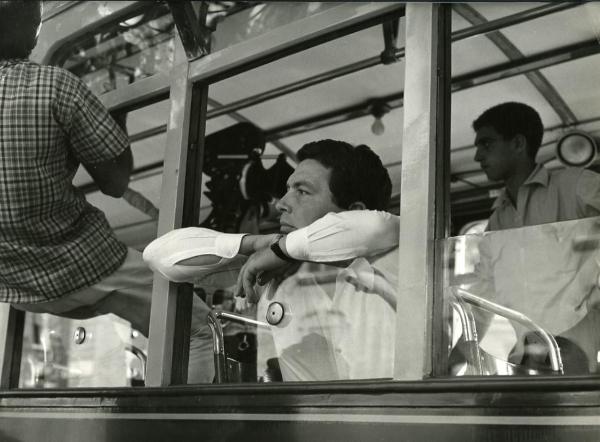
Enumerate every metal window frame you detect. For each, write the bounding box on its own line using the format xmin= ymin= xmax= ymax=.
xmin=0 ymin=306 xmax=24 ymax=389
xmin=146 ymin=2 xmax=406 ymax=386
xmin=393 ymin=3 xmax=451 ymax=380
xmin=145 ymin=47 xmax=196 ymax=386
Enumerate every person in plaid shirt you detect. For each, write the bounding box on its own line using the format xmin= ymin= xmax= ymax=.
xmin=0 ymin=1 xmax=213 ymax=384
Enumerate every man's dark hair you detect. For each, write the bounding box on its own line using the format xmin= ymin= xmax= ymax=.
xmin=472 ymin=102 xmax=543 ymax=159
xmin=0 ymin=1 xmax=42 ymax=60
xmin=297 ymin=139 xmax=392 ymax=210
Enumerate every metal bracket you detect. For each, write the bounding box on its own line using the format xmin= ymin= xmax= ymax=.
xmin=380 ymin=18 xmax=401 ymax=65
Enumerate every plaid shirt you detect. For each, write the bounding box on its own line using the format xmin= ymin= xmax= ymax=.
xmin=0 ymin=60 xmax=128 ymax=304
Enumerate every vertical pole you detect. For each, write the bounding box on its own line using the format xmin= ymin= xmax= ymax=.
xmin=146 ymin=42 xmax=193 ymax=386
xmin=147 ymin=3 xmax=211 ymax=387
xmin=394 ymin=3 xmax=450 ymax=379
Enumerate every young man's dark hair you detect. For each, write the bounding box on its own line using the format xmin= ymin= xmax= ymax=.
xmin=0 ymin=1 xmax=42 ymax=59
xmin=297 ymin=139 xmax=392 ymax=211
xmin=472 ymin=102 xmax=543 ymax=160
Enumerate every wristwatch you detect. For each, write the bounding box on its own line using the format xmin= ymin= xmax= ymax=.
xmin=270 ymin=234 xmax=296 ymax=262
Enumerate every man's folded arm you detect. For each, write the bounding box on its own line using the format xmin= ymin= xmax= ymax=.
xmin=283 ymin=210 xmax=399 ymax=262
xmin=142 ymin=210 xmax=399 ymax=282
xmin=142 ymin=228 xmax=248 ymax=282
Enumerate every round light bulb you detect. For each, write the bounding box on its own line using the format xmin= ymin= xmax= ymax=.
xmin=371 ymin=117 xmax=385 ymax=136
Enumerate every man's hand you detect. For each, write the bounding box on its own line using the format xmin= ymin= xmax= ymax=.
xmin=234 ymin=246 xmax=295 ymax=302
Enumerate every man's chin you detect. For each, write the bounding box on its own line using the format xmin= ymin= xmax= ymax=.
xmin=481 ymin=169 xmax=499 ymax=182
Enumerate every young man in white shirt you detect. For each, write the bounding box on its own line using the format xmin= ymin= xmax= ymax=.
xmin=144 ymin=139 xmax=400 ymax=381
xmin=471 ymin=102 xmax=600 ymax=373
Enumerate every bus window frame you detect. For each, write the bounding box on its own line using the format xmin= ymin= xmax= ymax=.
xmin=146 ymin=2 xmax=408 ymax=386
xmin=393 ymin=3 xmax=451 ymax=380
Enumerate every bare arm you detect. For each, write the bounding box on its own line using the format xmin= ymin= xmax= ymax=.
xmin=57 ymin=70 xmax=132 ymax=198
xmin=84 ymin=146 xmax=133 ymax=197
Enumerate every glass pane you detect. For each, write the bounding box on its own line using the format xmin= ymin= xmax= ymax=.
xmin=20 ymin=313 xmax=147 ymax=388
xmin=450 ymin=3 xmax=600 ymax=226
xmin=142 ymin=8 xmax=405 ymax=383
xmin=445 ymin=3 xmax=600 ymax=378
xmin=59 ymin=3 xmax=175 ymax=95
xmin=441 ymin=216 xmax=600 ymax=376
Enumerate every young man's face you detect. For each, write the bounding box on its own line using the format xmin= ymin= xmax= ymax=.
xmin=276 ymin=159 xmax=345 ymax=233
xmin=473 ymin=125 xmax=520 ymax=182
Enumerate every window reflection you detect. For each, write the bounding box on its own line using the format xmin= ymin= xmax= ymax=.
xmin=195 ymin=248 xmax=399 ymax=383
xmin=59 ymin=4 xmax=175 ymax=95
xmin=444 ymin=217 xmax=600 ymax=376
xmin=20 ymin=313 xmax=147 ymax=388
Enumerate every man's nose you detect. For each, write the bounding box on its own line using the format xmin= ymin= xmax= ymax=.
xmin=474 ymin=146 xmax=483 ymax=162
xmin=275 ymin=192 xmax=290 ymax=213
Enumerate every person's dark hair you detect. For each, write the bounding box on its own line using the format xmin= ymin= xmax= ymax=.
xmin=297 ymin=139 xmax=391 ymax=210
xmin=0 ymin=1 xmax=42 ymax=60
xmin=473 ymin=102 xmax=543 ymax=159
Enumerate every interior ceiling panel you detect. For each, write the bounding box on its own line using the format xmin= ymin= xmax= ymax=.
xmin=127 ymin=100 xmax=171 ymax=134
xmin=469 ymin=2 xmax=548 ymax=22
xmin=480 ymin=4 xmax=600 ymax=57
xmin=279 ymin=107 xmax=404 ymax=157
xmin=205 ymin=114 xmax=240 ymax=135
xmin=451 ymin=13 xmax=510 ymax=76
xmin=230 ymin=62 xmax=404 ymax=131
xmin=540 ymin=56 xmax=600 ymax=123
xmin=208 ymin=23 xmax=403 ymax=105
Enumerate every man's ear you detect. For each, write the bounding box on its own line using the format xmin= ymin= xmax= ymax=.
xmin=513 ymin=134 xmax=528 ymax=155
xmin=348 ymin=201 xmax=367 ymax=210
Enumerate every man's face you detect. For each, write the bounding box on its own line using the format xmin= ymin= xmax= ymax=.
xmin=473 ymin=125 xmax=519 ymax=182
xmin=276 ymin=159 xmax=344 ymax=233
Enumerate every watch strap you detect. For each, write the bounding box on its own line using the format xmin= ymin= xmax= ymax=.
xmin=270 ymin=237 xmax=296 ymax=262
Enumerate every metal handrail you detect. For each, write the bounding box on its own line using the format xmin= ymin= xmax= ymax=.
xmin=207 ymin=310 xmax=271 ymax=383
xmin=124 ymin=344 xmax=148 ymax=383
xmin=453 ymin=288 xmax=564 ymax=374
xmin=207 ymin=311 xmax=227 ymax=383
xmin=215 ymin=311 xmax=270 ymax=329
xmin=449 ymin=293 xmax=483 ymax=375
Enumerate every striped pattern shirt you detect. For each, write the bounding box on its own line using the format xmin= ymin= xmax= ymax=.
xmin=0 ymin=59 xmax=128 ymax=304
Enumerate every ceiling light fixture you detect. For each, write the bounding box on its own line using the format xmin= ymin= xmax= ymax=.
xmin=370 ymin=101 xmax=391 ymax=136
xmin=556 ymin=130 xmax=599 ymax=168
